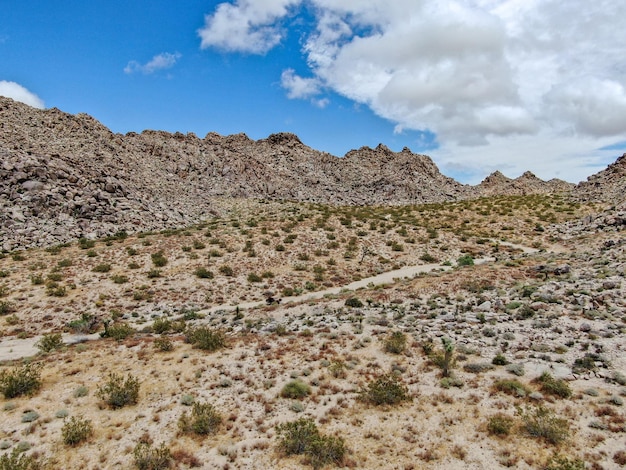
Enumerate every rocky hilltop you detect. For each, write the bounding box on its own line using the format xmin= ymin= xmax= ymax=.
xmin=574 ymin=153 xmax=626 ymax=205
xmin=478 ymin=170 xmax=573 ymax=196
xmin=0 ymin=96 xmax=620 ymax=249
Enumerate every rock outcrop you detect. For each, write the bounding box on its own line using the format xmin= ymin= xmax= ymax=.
xmin=0 ymin=96 xmax=619 ymax=249
xmin=575 ymin=153 xmax=626 ymax=205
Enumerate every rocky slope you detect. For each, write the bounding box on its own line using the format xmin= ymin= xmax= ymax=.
xmin=0 ymin=96 xmax=617 ymax=250
xmin=477 ymin=170 xmax=574 ymax=196
xmin=575 ymin=153 xmax=626 ymax=205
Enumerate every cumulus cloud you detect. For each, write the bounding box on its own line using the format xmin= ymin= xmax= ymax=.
xmin=0 ymin=81 xmax=44 ymax=108
xmin=280 ymin=69 xmax=321 ymax=99
xmin=198 ymin=0 xmax=301 ymax=53
xmin=124 ymin=52 xmax=182 ymax=74
xmin=200 ymin=0 xmax=626 ymax=181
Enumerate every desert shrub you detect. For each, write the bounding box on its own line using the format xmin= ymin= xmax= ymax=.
xmin=493 ymin=379 xmax=529 ymax=397
xmin=439 ymin=376 xmax=464 ymax=389
xmin=178 ymin=402 xmax=222 ymax=435
xmin=0 ymin=363 xmax=42 ymax=398
xmin=193 ymin=267 xmax=213 ymax=279
xmin=544 ymin=454 xmax=585 ymax=470
xmin=457 ymin=255 xmax=474 ymax=266
xmin=62 ymin=416 xmax=93 ymax=446
xmin=247 ymin=273 xmax=262 ymax=283
xmin=419 ymin=252 xmax=437 ymax=262
xmin=0 ymin=301 xmax=15 ymax=315
xmin=276 ymin=418 xmax=346 ymax=469
xmin=97 ymin=372 xmax=140 ymax=409
xmin=506 ymin=363 xmax=525 ymax=376
xmin=111 ymin=274 xmax=129 ymax=284
xmin=21 ymin=410 xmax=39 ymax=423
xmin=328 ymin=361 xmax=347 ymax=379
xmin=218 ymin=265 xmax=234 ymax=276
xmin=384 ymin=331 xmax=407 ymax=354
xmin=276 ymin=418 xmax=319 ymax=455
xmin=306 ymin=435 xmax=346 ymax=470
xmin=463 ymin=362 xmax=495 ymax=373
xmin=73 ymin=386 xmax=89 ymax=398
xmin=344 ymin=297 xmax=363 ymax=308
xmin=102 ymin=322 xmax=135 ymax=341
xmin=281 ymin=380 xmax=311 ymax=399
xmin=360 ymin=374 xmax=410 ymax=406
xmin=487 ymin=413 xmax=515 ymax=436
xmin=78 ymin=238 xmax=96 ymax=249
xmin=492 ymin=353 xmax=509 ymax=365
xmin=186 ymin=327 xmax=226 ymax=351
xmin=92 ymin=263 xmax=111 ymax=273
xmin=519 ymin=405 xmax=569 ymax=445
xmin=35 ymin=333 xmax=64 ymax=353
xmin=0 ymin=448 xmax=38 ymax=470
xmin=153 ymin=338 xmax=173 ymax=352
xmin=152 ymin=318 xmax=171 ymax=334
xmin=146 ymin=269 xmax=162 ymax=278
xmin=535 ymin=372 xmax=572 ymax=399
xmin=151 ymin=251 xmax=168 ymax=267
xmin=133 ymin=442 xmax=172 ymax=470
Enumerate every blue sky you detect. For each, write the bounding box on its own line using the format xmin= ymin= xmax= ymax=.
xmin=2 ymin=1 xmax=626 ymax=184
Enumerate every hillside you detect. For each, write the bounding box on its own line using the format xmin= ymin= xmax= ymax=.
xmin=0 ymin=97 xmax=592 ymax=250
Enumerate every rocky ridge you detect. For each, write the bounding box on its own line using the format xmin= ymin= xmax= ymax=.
xmin=0 ymin=96 xmax=620 ymax=250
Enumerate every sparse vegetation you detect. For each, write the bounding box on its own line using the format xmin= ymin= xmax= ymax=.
xmin=360 ymin=374 xmax=410 ymax=406
xmin=178 ymin=402 xmax=222 ymax=435
xmin=62 ymin=416 xmax=93 ymax=446
xmin=0 ymin=363 xmax=42 ymax=398
xmin=97 ymin=372 xmax=140 ymax=409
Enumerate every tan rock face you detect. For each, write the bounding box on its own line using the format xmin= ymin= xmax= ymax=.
xmin=0 ymin=96 xmax=618 ymax=249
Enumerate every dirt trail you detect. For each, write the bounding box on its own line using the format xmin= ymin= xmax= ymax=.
xmin=0 ymin=238 xmax=563 ymax=363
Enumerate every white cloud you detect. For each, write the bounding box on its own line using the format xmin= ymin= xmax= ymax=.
xmin=280 ymin=69 xmax=321 ymax=99
xmin=198 ymin=0 xmax=301 ymax=53
xmin=0 ymin=81 xmax=44 ymax=108
xmin=124 ymin=52 xmax=182 ymax=74
xmin=200 ymin=0 xmax=626 ymax=181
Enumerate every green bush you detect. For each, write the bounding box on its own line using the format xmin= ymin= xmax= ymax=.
xmin=186 ymin=327 xmax=226 ymax=351
xmin=218 ymin=265 xmax=234 ymax=276
xmin=519 ymin=405 xmax=569 ymax=445
xmin=0 ymin=448 xmax=38 ymax=470
xmin=544 ymin=454 xmax=586 ymax=470
xmin=153 ymin=338 xmax=173 ymax=352
xmin=276 ymin=418 xmax=346 ymax=469
xmin=97 ymin=372 xmax=140 ymax=409
xmin=247 ymin=273 xmax=262 ymax=283
xmin=344 ymin=297 xmax=363 ymax=308
xmin=492 ymin=353 xmax=509 ymax=365
xmin=457 ymin=255 xmax=474 ymax=266
xmin=133 ymin=442 xmax=172 ymax=470
xmin=62 ymin=416 xmax=93 ymax=446
xmin=493 ymin=379 xmax=529 ymax=397
xmin=360 ymin=374 xmax=410 ymax=406
xmin=36 ymin=333 xmax=64 ymax=353
xmin=0 ymin=301 xmax=15 ymax=316
xmin=384 ymin=331 xmax=407 ymax=354
xmin=151 ymin=251 xmax=168 ymax=267
xmin=281 ymin=380 xmax=311 ymax=399
xmin=194 ymin=267 xmax=213 ymax=279
xmin=276 ymin=418 xmax=319 ymax=455
xmin=0 ymin=363 xmax=42 ymax=398
xmin=92 ymin=263 xmax=111 ymax=273
xmin=102 ymin=322 xmax=135 ymax=341
xmin=306 ymin=435 xmax=346 ymax=470
xmin=178 ymin=402 xmax=222 ymax=435
xmin=487 ymin=413 xmax=514 ymax=435
xmin=536 ymin=372 xmax=572 ymax=399
xmin=152 ymin=318 xmax=171 ymax=334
